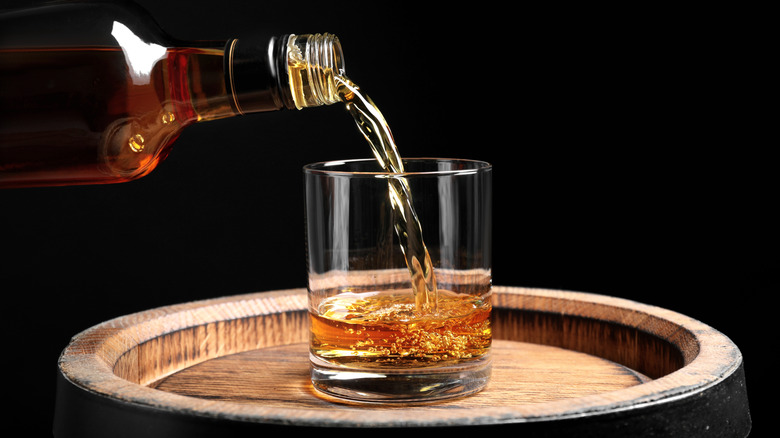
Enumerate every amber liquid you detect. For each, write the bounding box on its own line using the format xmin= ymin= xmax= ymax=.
xmin=335 ymin=76 xmax=440 ymax=313
xmin=310 ymin=289 xmax=491 ymax=367
xmin=0 ymin=46 xmax=230 ymax=188
xmin=308 ymin=75 xmax=491 ymax=367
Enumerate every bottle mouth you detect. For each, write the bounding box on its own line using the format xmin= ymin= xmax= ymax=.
xmin=286 ymin=33 xmax=345 ymax=109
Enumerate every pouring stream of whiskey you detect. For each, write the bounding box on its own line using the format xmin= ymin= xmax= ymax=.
xmin=335 ymin=76 xmax=438 ymax=314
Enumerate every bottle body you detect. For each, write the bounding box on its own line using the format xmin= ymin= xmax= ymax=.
xmin=0 ymin=1 xmax=343 ymax=188
xmin=2 ymin=44 xmax=220 ymax=187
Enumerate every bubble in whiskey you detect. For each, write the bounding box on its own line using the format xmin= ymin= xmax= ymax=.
xmin=161 ymin=111 xmax=175 ymax=124
xmin=128 ymin=133 xmax=145 ymax=152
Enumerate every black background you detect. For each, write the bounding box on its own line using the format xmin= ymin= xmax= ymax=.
xmin=1 ymin=0 xmax=772 ymax=436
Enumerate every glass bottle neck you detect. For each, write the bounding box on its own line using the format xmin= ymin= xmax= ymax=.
xmin=286 ymin=33 xmax=344 ymax=109
xmin=226 ymin=33 xmax=345 ymax=114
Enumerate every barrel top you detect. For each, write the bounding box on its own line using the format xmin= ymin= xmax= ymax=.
xmin=54 ymin=286 xmax=751 ymax=436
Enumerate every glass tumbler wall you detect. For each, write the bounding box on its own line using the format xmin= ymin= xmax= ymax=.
xmin=304 ymin=158 xmax=492 ymax=403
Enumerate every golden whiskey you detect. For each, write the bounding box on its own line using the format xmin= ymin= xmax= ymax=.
xmin=335 ymin=76 xmax=440 ymax=313
xmin=310 ymin=289 xmax=491 ymax=367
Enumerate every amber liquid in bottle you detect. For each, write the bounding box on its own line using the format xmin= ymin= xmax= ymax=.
xmin=0 ymin=45 xmax=231 ymax=188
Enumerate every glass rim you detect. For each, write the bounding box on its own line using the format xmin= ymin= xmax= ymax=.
xmin=303 ymin=157 xmax=492 ymax=177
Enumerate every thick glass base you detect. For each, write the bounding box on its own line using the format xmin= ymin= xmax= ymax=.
xmin=310 ymin=353 xmax=492 ymax=404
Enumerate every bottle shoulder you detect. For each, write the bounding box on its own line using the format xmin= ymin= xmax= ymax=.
xmin=1 ymin=0 xmax=171 ymax=50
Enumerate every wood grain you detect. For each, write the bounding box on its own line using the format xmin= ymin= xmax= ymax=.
xmin=152 ymin=340 xmax=649 ymax=408
xmin=54 ymin=286 xmax=751 ymax=436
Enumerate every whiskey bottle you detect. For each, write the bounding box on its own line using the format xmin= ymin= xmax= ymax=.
xmin=0 ymin=1 xmax=344 ymax=188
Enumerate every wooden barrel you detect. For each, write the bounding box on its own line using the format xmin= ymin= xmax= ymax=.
xmin=53 ymin=286 xmax=751 ymax=437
